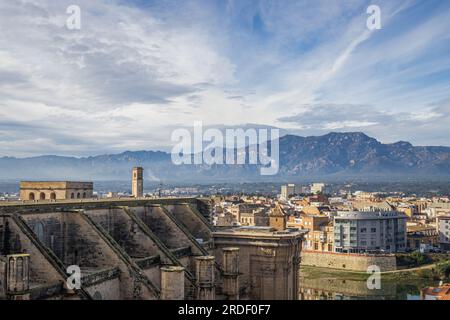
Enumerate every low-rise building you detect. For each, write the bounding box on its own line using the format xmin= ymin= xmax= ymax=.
xmin=406 ymin=224 xmax=439 ymax=250
xmin=239 ymin=208 xmax=269 ymax=227
xmin=425 ymin=203 xmax=450 ymax=219
xmin=395 ymin=204 xmax=419 ymax=218
xmin=287 ymin=214 xmax=333 ymax=252
xmin=215 ymin=212 xmax=236 ymax=227
xmin=421 ymin=283 xmax=450 ymax=300
xmin=19 ymin=181 xmax=93 ymax=201
xmin=230 ymin=203 xmax=261 ymax=222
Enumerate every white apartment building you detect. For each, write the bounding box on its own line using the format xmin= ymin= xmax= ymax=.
xmin=436 ymin=216 xmax=450 ymax=250
xmin=334 ymin=211 xmax=408 ymax=253
xmin=310 ymin=183 xmax=325 ymax=195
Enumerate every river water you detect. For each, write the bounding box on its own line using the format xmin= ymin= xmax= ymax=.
xmin=299 ymin=266 xmax=440 ymax=300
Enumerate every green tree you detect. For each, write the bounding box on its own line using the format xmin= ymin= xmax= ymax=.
xmin=436 ymin=261 xmax=450 ymax=280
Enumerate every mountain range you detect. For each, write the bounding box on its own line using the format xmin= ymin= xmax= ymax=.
xmin=1 ymin=132 xmax=449 ymax=182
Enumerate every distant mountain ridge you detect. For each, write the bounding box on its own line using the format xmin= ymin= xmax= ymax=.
xmin=1 ymin=132 xmax=449 ymax=182
xmin=278 ymin=132 xmax=450 ymax=176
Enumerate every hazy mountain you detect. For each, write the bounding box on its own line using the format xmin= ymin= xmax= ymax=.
xmin=1 ymin=132 xmax=449 ymax=182
xmin=277 ymin=133 xmax=450 ymax=176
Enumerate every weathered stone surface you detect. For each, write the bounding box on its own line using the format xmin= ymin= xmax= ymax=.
xmin=0 ymin=199 xmax=212 ymax=300
xmin=213 ymin=227 xmax=306 ymax=300
xmin=1 ymin=198 xmax=305 ymax=300
xmin=301 ymin=250 xmax=396 ymax=272
xmin=19 ymin=181 xmax=93 ymax=201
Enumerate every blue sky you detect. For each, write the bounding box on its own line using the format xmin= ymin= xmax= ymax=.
xmin=0 ymin=0 xmax=449 ymax=157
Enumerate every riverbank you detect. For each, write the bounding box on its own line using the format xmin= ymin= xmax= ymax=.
xmin=301 ymin=260 xmax=450 ymax=284
xmin=299 ymin=265 xmax=442 ymax=300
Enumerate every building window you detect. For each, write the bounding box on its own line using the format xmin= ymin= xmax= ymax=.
xmin=360 ymin=228 xmax=367 ymax=233
xmin=371 ymin=228 xmax=377 ymax=233
xmin=39 ymin=192 xmax=46 ymax=200
xmin=71 ymin=193 xmax=75 ymax=199
xmin=50 ymin=234 xmax=55 ymax=251
xmin=77 ymin=193 xmax=81 ymax=199
xmin=82 ymin=192 xmax=86 ymax=198
xmin=33 ymin=222 xmax=45 ymax=243
xmin=93 ymin=291 xmax=103 ymax=300
xmin=50 ymin=192 xmax=56 ymax=200
xmin=29 ymin=193 xmax=35 ymax=200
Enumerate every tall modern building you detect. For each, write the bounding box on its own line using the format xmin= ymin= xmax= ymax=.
xmin=281 ymin=184 xmax=302 ymax=199
xmin=132 ymin=167 xmax=144 ymax=198
xmin=310 ymin=183 xmax=325 ymax=195
xmin=334 ymin=211 xmax=407 ymax=253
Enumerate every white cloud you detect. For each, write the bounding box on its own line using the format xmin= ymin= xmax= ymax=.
xmin=0 ymin=0 xmax=449 ymax=157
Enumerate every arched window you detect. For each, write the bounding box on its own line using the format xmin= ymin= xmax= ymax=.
xmin=29 ymin=193 xmax=35 ymax=200
xmin=39 ymin=192 xmax=46 ymax=200
xmin=33 ymin=222 xmax=45 ymax=243
xmin=77 ymin=192 xmax=81 ymax=199
xmin=92 ymin=291 xmax=103 ymax=300
xmin=71 ymin=193 xmax=75 ymax=199
xmin=50 ymin=192 xmax=56 ymax=200
xmin=82 ymin=192 xmax=86 ymax=198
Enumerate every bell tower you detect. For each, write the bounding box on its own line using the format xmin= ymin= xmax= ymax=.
xmin=132 ymin=167 xmax=143 ymax=198
xmin=269 ymin=204 xmax=287 ymax=231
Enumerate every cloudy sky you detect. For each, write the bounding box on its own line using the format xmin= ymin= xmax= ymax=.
xmin=0 ymin=0 xmax=449 ymax=157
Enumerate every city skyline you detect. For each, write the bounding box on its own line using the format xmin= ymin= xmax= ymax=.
xmin=1 ymin=0 xmax=450 ymax=306
xmin=0 ymin=0 xmax=450 ymax=157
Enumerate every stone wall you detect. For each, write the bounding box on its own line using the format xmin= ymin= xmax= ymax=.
xmin=0 ymin=198 xmax=214 ymax=300
xmin=0 ymin=258 xmax=5 ymax=297
xmin=22 ymin=212 xmax=66 ymax=260
xmin=85 ymin=278 xmax=121 ymax=300
xmin=132 ymin=206 xmax=192 ymax=250
xmin=301 ymin=250 xmax=397 ymax=272
xmin=213 ymin=231 xmax=303 ymax=300
xmin=86 ymin=208 xmax=161 ymax=259
xmin=2 ymin=216 xmax=66 ymax=285
xmin=165 ymin=204 xmax=211 ymax=242
xmin=141 ymin=265 xmax=161 ymax=290
xmin=22 ymin=210 xmax=158 ymax=299
xmin=83 ymin=268 xmax=121 ymax=300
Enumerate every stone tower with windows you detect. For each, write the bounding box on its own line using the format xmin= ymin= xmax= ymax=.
xmin=269 ymin=204 xmax=287 ymax=231
xmin=132 ymin=167 xmax=144 ymax=198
